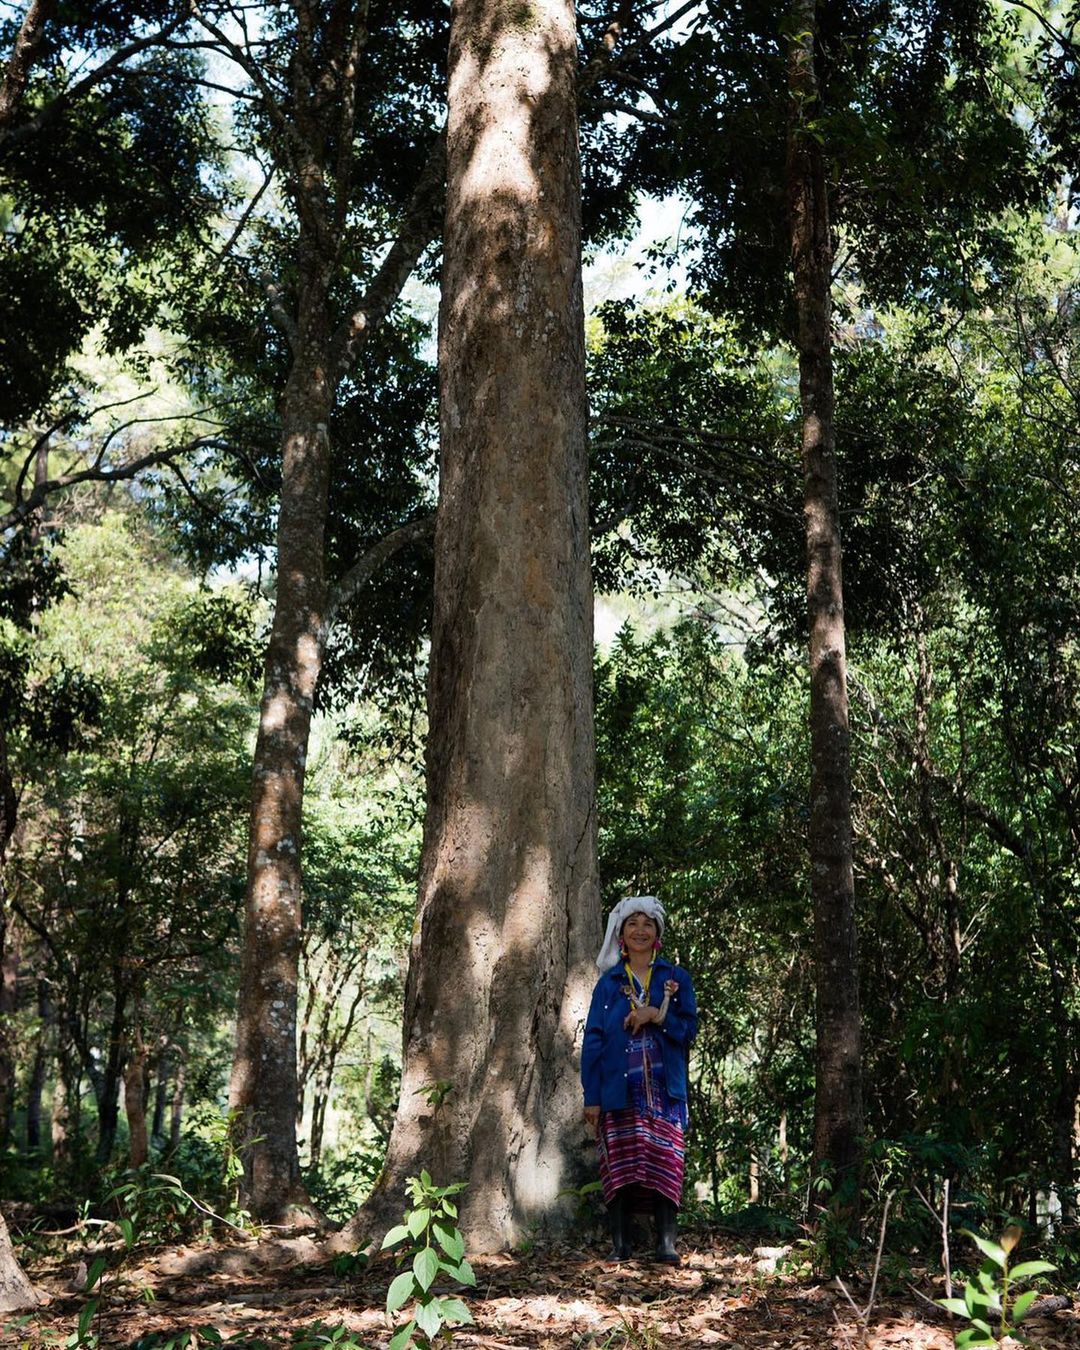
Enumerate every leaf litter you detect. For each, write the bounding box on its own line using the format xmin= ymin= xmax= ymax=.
xmin=11 ymin=1228 xmax=1080 ymax=1348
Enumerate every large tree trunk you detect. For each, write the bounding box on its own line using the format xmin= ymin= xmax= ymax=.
xmin=227 ymin=315 xmax=333 ymax=1221
xmin=0 ymin=1206 xmax=39 ymax=1312
xmin=344 ymin=0 xmax=598 ymax=1253
xmin=786 ymin=0 xmax=863 ymax=1208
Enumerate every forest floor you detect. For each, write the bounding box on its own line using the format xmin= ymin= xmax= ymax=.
xmin=10 ymin=1225 xmax=1080 ymax=1350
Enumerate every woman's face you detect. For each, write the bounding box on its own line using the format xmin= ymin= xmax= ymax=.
xmin=622 ymin=911 xmax=659 ymax=956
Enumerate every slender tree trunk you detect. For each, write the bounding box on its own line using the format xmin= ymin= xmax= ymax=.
xmin=0 ymin=724 xmax=18 ymax=1151
xmin=0 ymin=1206 xmax=39 ymax=1312
xmin=344 ymin=0 xmax=598 ymax=1253
xmin=223 ymin=0 xmax=443 ymax=1222
xmin=786 ymin=0 xmax=863 ymax=1209
xmin=51 ymin=1042 xmax=72 ymax=1163
xmin=151 ymin=1056 xmax=167 ymax=1149
xmin=124 ymin=1026 xmax=149 ymax=1168
xmin=26 ymin=979 xmax=51 ymax=1150
xmin=95 ymin=984 xmax=127 ymax=1163
xmin=169 ymin=1056 xmax=185 ymax=1153
xmin=227 ymin=311 xmax=333 ymax=1219
xmin=0 ymin=920 xmax=17 ymax=1147
xmin=310 ymin=1085 xmax=327 ymax=1170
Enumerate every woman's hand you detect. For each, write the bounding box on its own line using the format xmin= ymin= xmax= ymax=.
xmin=583 ymin=1105 xmax=600 ymax=1135
xmin=623 ymin=1004 xmax=660 ymax=1033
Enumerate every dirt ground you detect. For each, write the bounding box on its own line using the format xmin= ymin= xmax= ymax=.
xmin=8 ymin=1228 xmax=1080 ymax=1349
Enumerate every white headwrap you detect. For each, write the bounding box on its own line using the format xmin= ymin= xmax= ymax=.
xmin=596 ymin=895 xmax=666 ymax=972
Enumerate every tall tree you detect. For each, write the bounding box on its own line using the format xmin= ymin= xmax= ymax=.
xmin=343 ymin=0 xmax=600 ymax=1250
xmin=207 ymin=1 xmax=444 ymax=1221
xmin=785 ymin=0 xmax=862 ymax=1206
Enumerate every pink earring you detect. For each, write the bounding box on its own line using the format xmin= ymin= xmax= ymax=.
xmin=653 ymin=938 xmax=661 ymax=951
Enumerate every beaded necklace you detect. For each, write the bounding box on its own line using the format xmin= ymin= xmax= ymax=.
xmin=623 ymin=959 xmax=657 ymax=1111
xmin=623 ymin=958 xmax=654 ymax=1007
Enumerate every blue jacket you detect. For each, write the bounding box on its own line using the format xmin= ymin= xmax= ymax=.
xmin=581 ymin=957 xmax=698 ymax=1111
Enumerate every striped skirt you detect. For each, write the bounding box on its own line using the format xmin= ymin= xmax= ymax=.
xmin=597 ymin=1027 xmax=687 ymax=1210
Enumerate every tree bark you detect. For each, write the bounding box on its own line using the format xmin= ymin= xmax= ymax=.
xmin=0 ymin=1206 xmax=39 ymax=1312
xmin=0 ymin=723 xmax=18 ymax=1152
xmin=786 ymin=0 xmax=863 ymax=1208
xmin=0 ymin=918 xmax=17 ymax=1148
xmin=51 ymin=1041 xmax=73 ymax=1163
xmin=26 ymin=979 xmax=51 ymax=1150
xmin=169 ymin=1055 xmax=185 ymax=1153
xmin=344 ymin=0 xmax=599 ymax=1252
xmin=94 ymin=973 xmax=127 ymax=1163
xmin=0 ymin=0 xmax=57 ymax=130
xmin=151 ymin=1056 xmax=168 ymax=1149
xmin=227 ymin=319 xmax=333 ymax=1219
xmin=124 ymin=1026 xmax=149 ymax=1168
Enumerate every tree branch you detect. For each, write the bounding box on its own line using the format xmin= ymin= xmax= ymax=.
xmin=0 ymin=13 xmax=189 ymax=153
xmin=323 ymin=515 xmax=435 ymax=644
xmin=330 ymin=127 xmax=446 ymax=378
xmin=1 ymin=435 xmax=230 ymax=533
xmin=0 ymin=0 xmax=58 ymax=130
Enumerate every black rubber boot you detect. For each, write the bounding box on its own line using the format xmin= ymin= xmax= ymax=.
xmin=652 ymin=1195 xmax=680 ymax=1264
xmin=606 ymin=1190 xmax=632 ymax=1262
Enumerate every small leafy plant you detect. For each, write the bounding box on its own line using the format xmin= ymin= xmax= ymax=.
xmin=381 ymin=1173 xmax=476 ymax=1350
xmin=938 ymin=1225 xmax=1056 ymax=1348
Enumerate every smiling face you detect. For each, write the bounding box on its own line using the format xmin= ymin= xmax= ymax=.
xmin=621 ymin=910 xmax=659 ymax=959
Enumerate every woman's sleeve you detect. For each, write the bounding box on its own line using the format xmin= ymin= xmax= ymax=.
xmin=658 ymin=967 xmax=698 ymax=1049
xmin=581 ymin=980 xmax=605 ymax=1105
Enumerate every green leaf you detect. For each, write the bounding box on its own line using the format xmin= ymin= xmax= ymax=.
xmin=386 ymin=1270 xmax=415 ymax=1316
xmin=85 ymin=1256 xmax=107 ymax=1291
xmin=1012 ymin=1288 xmax=1039 ymax=1322
xmin=1008 ymin=1260 xmax=1056 ymax=1281
xmin=956 ymin=1330 xmax=995 ymax=1350
xmin=407 ymin=1207 xmax=431 ymax=1239
xmin=381 ymin=1224 xmax=410 ymax=1251
xmin=432 ymin=1219 xmax=465 ymax=1262
xmin=118 ymin=1217 xmax=135 ymax=1249
xmin=414 ymin=1297 xmax=443 ymax=1339
xmin=413 ymin=1246 xmax=439 ymax=1293
xmin=441 ymin=1256 xmax=476 ymax=1287
xmin=436 ymin=1297 xmax=474 ymax=1326
xmin=387 ymin=1319 xmax=416 ymax=1350
xmin=937 ymin=1298 xmax=970 ymax=1315
xmin=77 ymin=1298 xmax=99 ymax=1339
xmin=443 ymin=1200 xmax=458 ymax=1219
xmin=962 ymin=1231 xmax=1007 ymax=1268
xmin=420 ymin=1170 xmax=432 ymax=1188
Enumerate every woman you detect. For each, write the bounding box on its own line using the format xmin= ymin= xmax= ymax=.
xmin=581 ymin=895 xmax=698 ymax=1264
